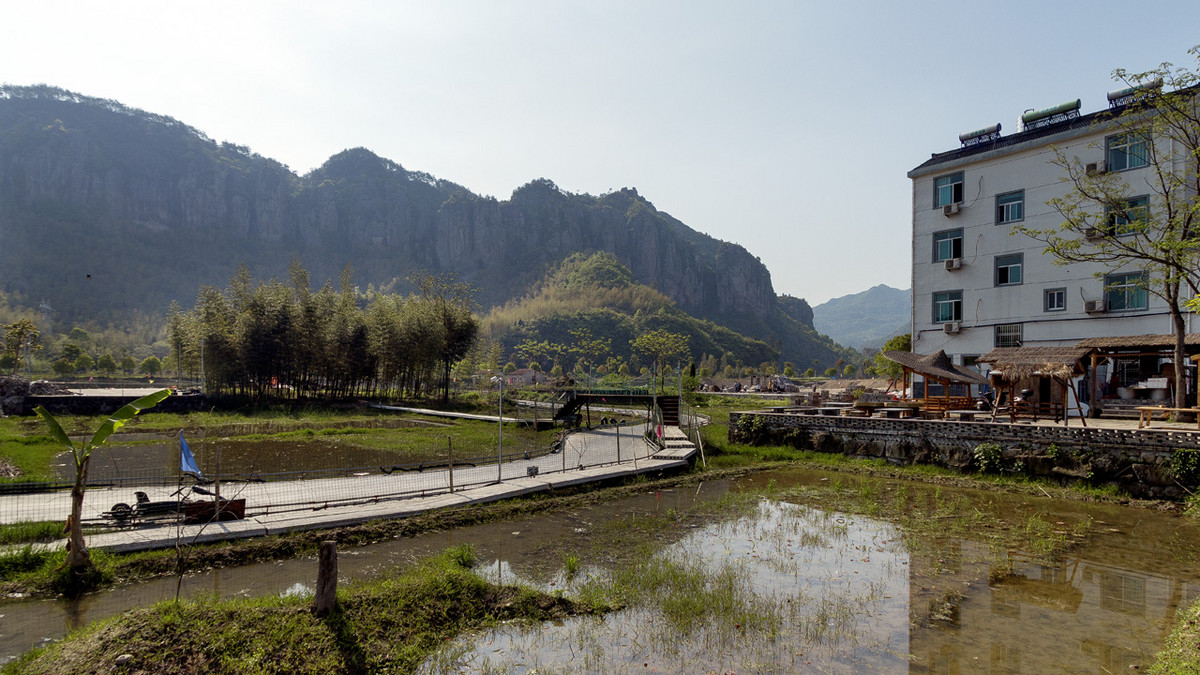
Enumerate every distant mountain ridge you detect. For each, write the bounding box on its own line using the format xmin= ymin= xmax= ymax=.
xmin=0 ymin=84 xmax=854 ymax=367
xmin=812 ymin=285 xmax=911 ymax=350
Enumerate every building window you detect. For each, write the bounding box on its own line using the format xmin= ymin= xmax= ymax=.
xmin=995 ymin=323 xmax=1023 ymax=348
xmin=1044 ymin=288 xmax=1066 ymax=312
xmin=995 ymin=253 xmax=1023 ymax=286
xmin=933 ymin=229 xmax=963 ymax=262
xmin=996 ymin=190 xmax=1024 ymax=224
xmin=934 ymin=172 xmax=964 ymax=208
xmin=933 ymin=290 xmax=963 ymax=323
xmin=1104 ymin=195 xmax=1149 ymax=235
xmin=1105 ymin=272 xmax=1148 ymax=311
xmin=1106 ymin=131 xmax=1150 ymax=171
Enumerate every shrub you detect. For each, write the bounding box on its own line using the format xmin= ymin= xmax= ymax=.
xmin=973 ymin=443 xmax=1004 ymax=474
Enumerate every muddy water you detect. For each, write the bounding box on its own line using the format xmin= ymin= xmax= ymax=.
xmin=3 ymin=468 xmax=1200 ymax=671
xmin=0 ymin=482 xmax=722 ymax=664
xmin=436 ymin=471 xmax=1200 ymax=673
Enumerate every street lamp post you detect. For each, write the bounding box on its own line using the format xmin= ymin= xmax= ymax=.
xmin=496 ymin=374 xmax=503 ymax=483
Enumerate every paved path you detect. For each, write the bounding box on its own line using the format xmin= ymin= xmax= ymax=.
xmin=3 ymin=423 xmax=699 ymax=553
xmin=368 ymin=402 xmax=526 ymax=424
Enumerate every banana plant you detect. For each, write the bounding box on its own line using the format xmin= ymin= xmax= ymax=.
xmin=36 ymin=389 xmax=170 ymax=570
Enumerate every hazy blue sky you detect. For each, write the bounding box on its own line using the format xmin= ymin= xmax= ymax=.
xmin=4 ymin=1 xmax=1198 ymax=306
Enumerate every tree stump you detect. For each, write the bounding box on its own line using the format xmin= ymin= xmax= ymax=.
xmin=315 ymin=541 xmax=337 ymax=616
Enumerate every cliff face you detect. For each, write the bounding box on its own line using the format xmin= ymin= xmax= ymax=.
xmin=0 ymin=86 xmax=848 ymax=364
xmin=0 ymin=88 xmax=776 ymax=325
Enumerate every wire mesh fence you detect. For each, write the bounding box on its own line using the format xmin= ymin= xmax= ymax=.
xmin=0 ymin=422 xmax=659 ymax=527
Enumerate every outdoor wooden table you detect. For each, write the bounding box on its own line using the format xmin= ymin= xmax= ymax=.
xmin=1137 ymin=406 xmax=1200 ymax=430
xmin=945 ymin=410 xmax=979 ymax=421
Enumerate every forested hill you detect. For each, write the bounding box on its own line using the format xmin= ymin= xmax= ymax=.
xmin=0 ymin=84 xmax=843 ymax=366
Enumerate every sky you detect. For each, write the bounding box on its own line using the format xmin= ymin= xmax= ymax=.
xmin=3 ymin=1 xmax=1199 ymax=306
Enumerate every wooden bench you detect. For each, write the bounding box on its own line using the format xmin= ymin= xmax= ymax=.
xmin=1011 ymin=401 xmax=1063 ymax=423
xmin=945 ymin=410 xmax=980 ymax=422
xmin=918 ymin=397 xmax=979 ymax=418
xmin=1137 ymin=406 xmax=1200 ymax=430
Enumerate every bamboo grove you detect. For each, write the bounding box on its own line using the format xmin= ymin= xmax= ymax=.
xmin=167 ymin=264 xmax=478 ymax=401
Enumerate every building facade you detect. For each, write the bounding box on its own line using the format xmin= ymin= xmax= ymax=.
xmin=908 ymin=89 xmax=1197 ymax=396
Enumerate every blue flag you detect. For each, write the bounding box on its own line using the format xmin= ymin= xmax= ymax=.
xmin=180 ymin=432 xmax=203 ymax=478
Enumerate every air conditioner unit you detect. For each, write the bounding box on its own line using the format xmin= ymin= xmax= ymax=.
xmin=942 ymin=203 xmax=961 ymax=216
xmin=1084 ymin=299 xmax=1106 ymax=313
xmin=1084 ymin=227 xmax=1104 ymax=240
xmin=1085 ymin=160 xmax=1107 ymax=175
xmin=944 ymin=257 xmax=963 ymax=271
xmin=942 ymin=322 xmax=962 ymax=334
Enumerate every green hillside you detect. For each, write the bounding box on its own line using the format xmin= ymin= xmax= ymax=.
xmin=483 ymin=253 xmax=802 ymax=374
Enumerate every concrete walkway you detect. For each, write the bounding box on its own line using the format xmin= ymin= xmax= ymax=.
xmin=7 ymin=423 xmax=699 ymax=554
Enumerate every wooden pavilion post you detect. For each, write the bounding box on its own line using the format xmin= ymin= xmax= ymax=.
xmin=1089 ymin=353 xmax=1100 ymax=420
xmin=1058 ymin=376 xmax=1069 ymax=428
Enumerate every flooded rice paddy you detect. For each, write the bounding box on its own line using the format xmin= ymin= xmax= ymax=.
xmin=58 ymin=418 xmax=471 ymax=481
xmin=4 ymin=467 xmax=1200 ymax=671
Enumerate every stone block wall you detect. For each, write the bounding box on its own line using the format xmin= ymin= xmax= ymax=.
xmin=728 ymin=411 xmax=1200 ymax=500
xmin=21 ymin=393 xmax=208 ymax=416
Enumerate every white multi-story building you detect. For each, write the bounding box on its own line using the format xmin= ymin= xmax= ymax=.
xmin=908 ymin=88 xmax=1197 ymax=400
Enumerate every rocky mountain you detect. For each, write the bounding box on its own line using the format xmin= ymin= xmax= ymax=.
xmin=0 ymin=85 xmax=850 ymax=367
xmin=812 ymin=284 xmax=911 ymax=350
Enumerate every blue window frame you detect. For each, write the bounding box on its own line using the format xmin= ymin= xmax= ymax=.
xmin=996 ymin=190 xmax=1024 ymax=224
xmin=934 ymin=172 xmax=964 ymax=208
xmin=1106 ymin=132 xmax=1150 ymax=171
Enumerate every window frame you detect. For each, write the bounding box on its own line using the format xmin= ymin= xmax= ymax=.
xmin=933 ymin=172 xmax=964 ymax=208
xmin=932 ymin=228 xmax=964 ymax=263
xmin=1104 ymin=195 xmax=1150 ymax=236
xmin=1106 ymin=131 xmax=1150 ymax=172
xmin=995 ymin=190 xmax=1025 ymax=224
xmin=932 ymin=290 xmax=963 ymax=323
xmin=1104 ymin=271 xmax=1148 ymax=311
xmin=994 ymin=323 xmax=1023 ymax=348
xmin=995 ymin=253 xmax=1024 ymax=287
xmin=1044 ymin=287 xmax=1066 ymax=312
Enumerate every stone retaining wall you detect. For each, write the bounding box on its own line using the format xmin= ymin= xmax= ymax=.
xmin=728 ymin=410 xmax=1200 ymax=500
xmin=20 ymin=394 xmax=208 ymax=416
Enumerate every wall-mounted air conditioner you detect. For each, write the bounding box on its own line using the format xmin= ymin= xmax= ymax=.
xmin=944 ymin=257 xmax=963 ymax=271
xmin=942 ymin=203 xmax=961 ymax=216
xmin=1085 ymin=160 xmax=1107 ymax=175
xmin=1084 ymin=227 xmax=1104 ymax=240
xmin=1084 ymin=299 xmax=1106 ymax=313
xmin=942 ymin=322 xmax=962 ymax=334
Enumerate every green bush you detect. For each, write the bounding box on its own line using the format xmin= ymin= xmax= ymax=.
xmin=973 ymin=443 xmax=1004 ymax=475
xmin=1169 ymin=449 xmax=1200 ymax=484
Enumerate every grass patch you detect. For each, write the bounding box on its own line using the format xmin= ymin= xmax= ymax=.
xmin=0 ymin=520 xmax=64 ymax=545
xmin=0 ymin=417 xmax=63 ymax=482
xmin=5 ymin=545 xmax=597 ymax=674
xmin=1150 ymin=593 xmax=1200 ymax=674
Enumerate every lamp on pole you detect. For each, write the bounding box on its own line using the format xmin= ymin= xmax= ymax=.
xmin=493 ymin=374 xmax=503 ymax=482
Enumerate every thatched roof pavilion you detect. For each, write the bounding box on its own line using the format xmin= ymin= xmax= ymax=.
xmin=977 ymin=346 xmax=1092 ymax=426
xmin=881 ymin=350 xmax=988 ymax=386
xmin=977 ymin=346 xmax=1090 ymax=381
xmin=880 ymin=350 xmax=987 ymax=416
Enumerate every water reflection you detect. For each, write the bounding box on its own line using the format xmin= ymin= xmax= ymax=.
xmin=445 ymin=499 xmax=912 ymax=673
xmin=431 ymin=471 xmax=1200 ymax=673
xmin=3 ymin=468 xmax=1200 ymax=672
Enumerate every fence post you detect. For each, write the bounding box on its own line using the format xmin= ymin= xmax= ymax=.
xmin=315 ymin=540 xmax=337 ymax=616
xmin=448 ymin=436 xmax=454 ymax=493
